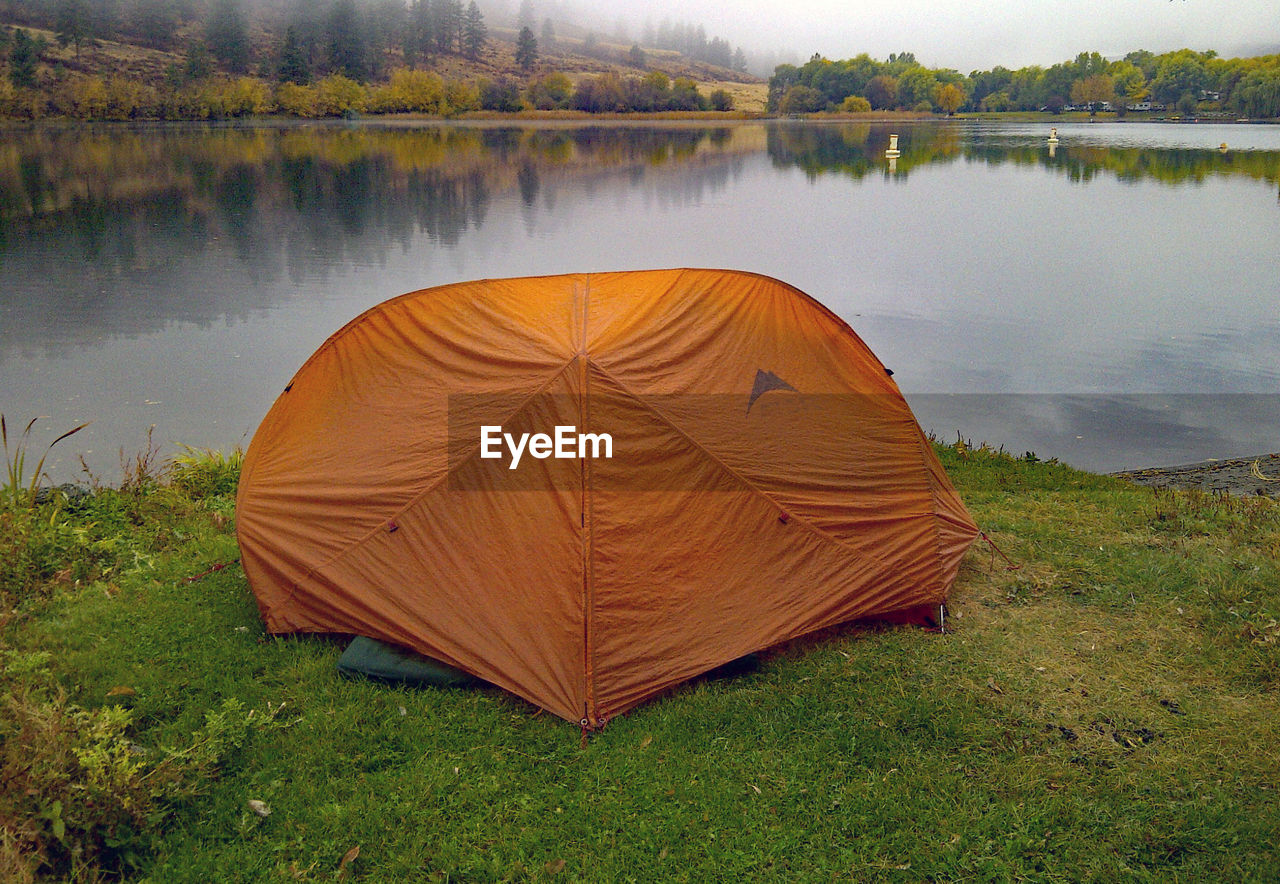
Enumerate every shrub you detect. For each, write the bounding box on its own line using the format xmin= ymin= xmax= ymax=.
xmin=368 ymin=68 xmax=449 ymax=114
xmin=0 ymin=667 xmax=255 ymax=880
xmin=314 ymin=74 xmax=367 ymax=117
xmin=572 ymin=73 xmax=627 ymax=112
xmin=709 ymin=88 xmax=735 ymax=111
xmin=526 ymin=71 xmax=572 ymax=109
xmin=668 ymin=77 xmax=707 ymax=111
xmin=443 ymin=79 xmax=479 ymax=114
xmin=214 ymin=77 xmax=272 ymax=117
xmin=478 ymin=77 xmax=522 ymax=112
xmin=274 ymin=81 xmax=318 ymax=117
xmin=839 ymin=94 xmax=871 ymax=113
xmin=778 ymin=85 xmax=825 ymax=114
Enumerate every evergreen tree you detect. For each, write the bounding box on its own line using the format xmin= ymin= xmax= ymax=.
xmin=327 ymin=0 xmax=369 ymax=80
xmin=206 ymin=0 xmax=250 ymax=72
xmin=8 ymin=28 xmax=42 ymax=89
xmin=517 ymin=0 xmax=535 ymax=30
xmin=184 ymin=40 xmax=213 ymax=81
xmin=133 ymin=0 xmax=181 ymax=51
xmin=405 ymin=0 xmax=434 ymax=68
xmin=462 ymin=1 xmax=486 ymax=61
xmin=433 ymin=0 xmax=463 ymax=54
xmin=277 ymin=25 xmax=311 ymax=84
xmin=515 ymin=26 xmax=537 ymax=72
xmin=540 ymin=17 xmax=554 ymax=53
xmin=55 ymin=0 xmax=91 ymax=58
xmin=369 ymin=0 xmax=405 ymax=72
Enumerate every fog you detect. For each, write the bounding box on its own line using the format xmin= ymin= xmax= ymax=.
xmin=582 ymin=0 xmax=1279 ymax=72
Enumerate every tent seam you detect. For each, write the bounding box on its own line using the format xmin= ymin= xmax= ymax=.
xmin=584 ymin=358 xmax=931 ymax=571
xmin=281 ymin=352 xmax=586 ymax=607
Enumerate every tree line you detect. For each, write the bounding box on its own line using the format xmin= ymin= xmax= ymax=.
xmin=0 ymin=62 xmax=736 ymax=119
xmin=0 ymin=0 xmax=754 ymax=84
xmin=770 ymin=48 xmax=1280 ymax=119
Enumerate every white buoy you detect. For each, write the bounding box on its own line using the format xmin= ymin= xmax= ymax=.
xmin=885 ymin=134 xmax=901 ymax=159
xmin=1047 ymin=127 xmax=1059 ymax=145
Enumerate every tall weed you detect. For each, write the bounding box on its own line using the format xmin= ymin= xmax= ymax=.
xmin=1 ymin=415 xmax=89 ymax=510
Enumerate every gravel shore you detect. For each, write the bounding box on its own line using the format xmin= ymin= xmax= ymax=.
xmin=1112 ymin=452 xmax=1280 ymax=498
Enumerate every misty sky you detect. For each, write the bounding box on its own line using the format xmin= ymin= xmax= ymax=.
xmin=621 ymin=0 xmax=1280 ymax=71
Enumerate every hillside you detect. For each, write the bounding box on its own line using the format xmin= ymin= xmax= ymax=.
xmin=1 ymin=9 xmax=769 ymax=115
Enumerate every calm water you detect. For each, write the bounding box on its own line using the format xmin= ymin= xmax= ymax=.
xmin=3 ymin=119 xmax=1279 ymax=479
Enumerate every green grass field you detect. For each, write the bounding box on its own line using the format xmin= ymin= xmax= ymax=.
xmin=3 ymin=442 xmax=1279 ymax=881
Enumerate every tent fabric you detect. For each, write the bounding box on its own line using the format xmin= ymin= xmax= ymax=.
xmin=236 ymin=269 xmax=979 ymax=726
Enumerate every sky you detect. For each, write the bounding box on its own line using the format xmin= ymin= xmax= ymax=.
xmin=614 ymin=0 xmax=1280 ymax=72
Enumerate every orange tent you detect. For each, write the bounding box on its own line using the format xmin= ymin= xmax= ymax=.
xmin=236 ymin=269 xmax=978 ymax=726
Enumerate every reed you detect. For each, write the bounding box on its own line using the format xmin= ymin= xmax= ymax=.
xmin=0 ymin=415 xmax=89 ymax=509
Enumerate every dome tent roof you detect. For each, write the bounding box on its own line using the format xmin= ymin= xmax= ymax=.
xmin=236 ymin=269 xmax=978 ymax=726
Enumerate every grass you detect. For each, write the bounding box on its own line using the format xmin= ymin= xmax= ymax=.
xmin=1 ymin=442 xmax=1278 ymax=880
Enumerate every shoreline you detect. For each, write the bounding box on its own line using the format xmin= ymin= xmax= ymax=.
xmin=1111 ymin=452 xmax=1280 ymax=498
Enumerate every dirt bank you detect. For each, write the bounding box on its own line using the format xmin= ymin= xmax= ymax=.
xmin=1112 ymin=452 xmax=1280 ymax=498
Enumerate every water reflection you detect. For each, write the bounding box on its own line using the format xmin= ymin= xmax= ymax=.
xmin=1 ymin=124 xmax=757 ymax=359
xmin=765 ymin=121 xmax=1280 ymax=192
xmin=2 ymin=121 xmax=1278 ymax=477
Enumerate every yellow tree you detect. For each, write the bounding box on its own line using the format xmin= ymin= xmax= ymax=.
xmin=935 ymin=82 xmax=966 ymax=115
xmin=1070 ymin=74 xmax=1115 ymax=115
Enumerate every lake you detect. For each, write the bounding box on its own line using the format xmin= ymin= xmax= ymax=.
xmin=3 ymin=119 xmax=1278 ymax=480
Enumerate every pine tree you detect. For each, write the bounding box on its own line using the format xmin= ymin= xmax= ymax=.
xmin=277 ymin=26 xmax=311 ymax=84
xmin=515 ymin=26 xmax=537 ymax=72
xmin=517 ymin=0 xmax=535 ymax=30
xmin=462 ymin=2 xmax=486 ymax=61
xmin=405 ymin=0 xmax=434 ymax=68
xmin=8 ymin=28 xmax=42 ymax=89
xmin=55 ymin=0 xmax=90 ymax=59
xmin=327 ymin=0 xmax=369 ymax=80
xmin=433 ymin=0 xmax=463 ymax=54
xmin=207 ymin=0 xmax=250 ymax=73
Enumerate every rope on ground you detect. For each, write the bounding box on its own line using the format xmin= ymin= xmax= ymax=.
xmin=979 ymin=531 xmax=1020 ymax=571
xmin=184 ymin=560 xmax=240 ymax=583
xmin=1250 ymin=460 xmax=1280 ymax=482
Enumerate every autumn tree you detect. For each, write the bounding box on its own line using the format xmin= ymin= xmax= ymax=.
xmin=778 ymin=85 xmax=824 ymax=113
xmin=526 ymin=71 xmax=571 ymax=109
xmin=864 ymin=74 xmax=897 ymax=110
xmin=935 ymin=82 xmax=965 ymax=114
xmin=515 ymin=26 xmax=538 ymax=71
xmin=1070 ymin=73 xmax=1115 ymax=114
xmin=1108 ymin=60 xmax=1146 ymax=112
xmin=1152 ymin=49 xmax=1207 ymax=105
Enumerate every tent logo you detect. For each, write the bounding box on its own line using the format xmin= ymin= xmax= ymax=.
xmin=480 ymin=425 xmax=613 ymax=470
xmin=747 ymin=369 xmax=797 ymax=414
